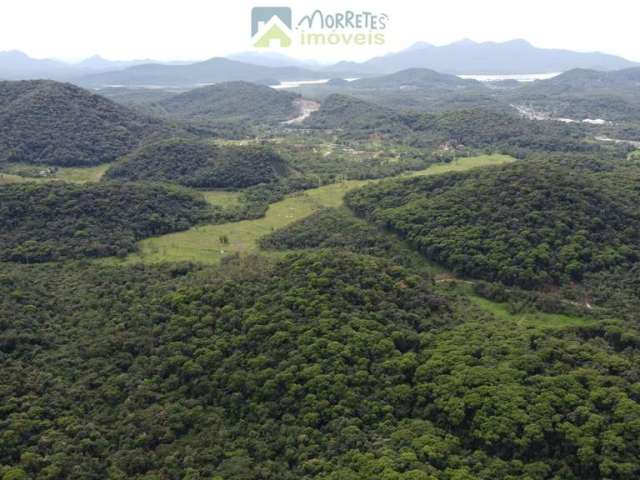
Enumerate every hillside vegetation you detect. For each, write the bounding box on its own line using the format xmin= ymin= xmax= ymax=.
xmin=4 ymin=55 xmax=640 ymax=480
xmin=346 ymin=161 xmax=640 ymax=288
xmin=510 ymin=68 xmax=640 ymax=123
xmin=259 ymin=207 xmax=433 ymax=271
xmin=0 ymin=182 xmax=212 ymax=262
xmin=159 ymin=81 xmax=299 ymax=124
xmin=1 ymin=252 xmax=639 ymax=479
xmin=105 ymin=139 xmax=289 ymax=188
xmin=304 ymin=94 xmax=411 ymax=137
xmin=350 ymin=68 xmax=482 ymax=89
xmin=305 ymin=95 xmax=595 ymax=155
xmin=0 ymin=80 xmax=179 ymax=166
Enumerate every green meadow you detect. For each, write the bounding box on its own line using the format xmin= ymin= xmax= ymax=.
xmin=107 ymin=154 xmax=514 ymax=265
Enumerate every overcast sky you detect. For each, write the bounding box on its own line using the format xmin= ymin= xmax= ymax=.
xmin=1 ymin=0 xmax=638 ymax=63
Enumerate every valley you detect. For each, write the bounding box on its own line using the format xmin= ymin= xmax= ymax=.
xmin=105 ymin=154 xmax=513 ymax=265
xmin=1 ymin=32 xmax=640 ymax=480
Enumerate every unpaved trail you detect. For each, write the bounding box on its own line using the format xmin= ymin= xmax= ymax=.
xmin=283 ymin=99 xmax=320 ymax=125
xmin=595 ymin=136 xmax=640 ymax=148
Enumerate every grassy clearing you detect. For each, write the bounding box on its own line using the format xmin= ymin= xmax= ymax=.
xmin=404 ymin=154 xmax=515 ymax=178
xmin=0 ymin=173 xmax=32 ymax=184
xmin=54 ymin=164 xmax=111 ymax=183
xmin=0 ymin=163 xmax=110 ymax=183
xmin=201 ymin=190 xmax=244 ymax=208
xmin=105 ymin=154 xmax=515 ymax=265
xmin=469 ymin=295 xmax=596 ymax=329
xmin=105 ymin=192 xmax=324 ymax=265
xmin=303 ymin=154 xmax=515 ymax=207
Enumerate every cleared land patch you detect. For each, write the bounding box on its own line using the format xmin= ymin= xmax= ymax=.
xmin=107 ymin=154 xmax=514 ymax=265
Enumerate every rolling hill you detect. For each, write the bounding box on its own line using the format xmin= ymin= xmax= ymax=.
xmin=305 ymin=94 xmax=592 ymax=154
xmin=2 ymin=247 xmax=640 ymax=478
xmin=303 ymin=94 xmax=410 ymax=136
xmin=105 ymin=138 xmax=289 ymax=188
xmin=0 ymin=182 xmax=211 ymax=262
xmin=349 ymin=68 xmax=482 ymax=89
xmin=0 ymin=80 xmax=181 ymax=166
xmin=509 ymin=67 xmax=640 ymax=122
xmin=158 ymin=81 xmax=300 ymax=124
xmin=346 ymin=160 xmax=640 ymax=288
xmin=523 ymin=67 xmax=640 ymax=92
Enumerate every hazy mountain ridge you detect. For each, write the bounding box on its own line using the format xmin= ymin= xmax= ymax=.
xmin=76 ymin=58 xmax=326 ymax=88
xmin=331 ymin=39 xmax=638 ymax=75
xmin=0 ymin=50 xmax=172 ymax=80
xmin=3 ymin=40 xmax=638 ymax=87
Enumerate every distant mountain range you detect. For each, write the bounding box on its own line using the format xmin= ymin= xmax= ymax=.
xmin=0 ymin=51 xmax=70 ymax=80
xmin=1 ymin=40 xmax=637 ymax=86
xmin=331 ymin=39 xmax=638 ymax=75
xmin=76 ymin=58 xmax=327 ymax=88
xmin=0 ymin=51 xmax=186 ymax=81
xmin=227 ymin=51 xmax=324 ymax=70
xmin=74 ymin=55 xmax=157 ymax=73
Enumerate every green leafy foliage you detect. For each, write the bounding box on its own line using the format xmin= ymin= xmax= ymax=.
xmin=405 ymin=109 xmax=594 ymax=155
xmin=1 ymin=252 xmax=639 ymax=479
xmin=0 ymin=182 xmax=212 ymax=262
xmin=304 ymin=94 xmax=412 ymax=138
xmin=0 ymin=80 xmax=181 ymax=166
xmin=105 ymin=139 xmax=289 ymax=188
xmin=260 ymin=207 xmax=396 ymax=251
xmin=512 ymin=68 xmax=640 ymax=122
xmin=158 ymin=81 xmax=299 ymax=124
xmin=346 ymin=161 xmax=640 ymax=288
xmin=260 ymin=207 xmax=432 ymax=271
xmin=305 ymin=95 xmax=595 ymax=155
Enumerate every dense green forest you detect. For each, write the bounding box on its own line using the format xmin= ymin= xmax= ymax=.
xmin=346 ymin=161 xmax=640 ymax=289
xmin=303 ymin=95 xmax=596 ymax=156
xmin=157 ymin=81 xmax=300 ymax=125
xmin=510 ymin=68 xmax=640 ymax=123
xmin=2 ymin=71 xmax=640 ymax=480
xmin=303 ymin=94 xmax=412 ymax=138
xmin=292 ymin=67 xmax=640 ymax=143
xmin=0 ymin=80 xmax=181 ymax=166
xmin=1 ymin=252 xmax=639 ymax=479
xmin=105 ymin=139 xmax=289 ymax=188
xmin=260 ymin=207 xmax=434 ymax=272
xmin=260 ymin=207 xmax=400 ymax=252
xmin=0 ymin=182 xmax=212 ymax=262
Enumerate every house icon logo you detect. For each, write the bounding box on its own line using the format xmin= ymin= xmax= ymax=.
xmin=251 ymin=7 xmax=292 ymax=48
